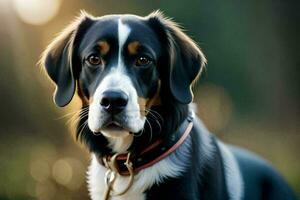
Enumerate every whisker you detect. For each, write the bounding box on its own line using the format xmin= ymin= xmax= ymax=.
xmin=146 ymin=109 xmax=164 ymax=122
xmin=145 ymin=118 xmax=153 ymax=143
xmin=55 ymin=109 xmax=83 ymax=120
xmin=133 ymin=127 xmax=144 ymax=137
xmin=144 ymin=111 xmax=161 ymax=132
xmin=65 ymin=107 xmax=89 ymax=128
xmin=146 ymin=110 xmax=160 ymax=121
xmin=77 ymin=120 xmax=89 ymax=139
xmin=66 ymin=111 xmax=88 ymax=127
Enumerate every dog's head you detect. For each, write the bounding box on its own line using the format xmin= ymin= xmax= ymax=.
xmin=41 ymin=11 xmax=206 ymax=143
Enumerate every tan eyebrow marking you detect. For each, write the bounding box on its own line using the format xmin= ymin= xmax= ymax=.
xmin=128 ymin=41 xmax=140 ymax=55
xmin=98 ymin=41 xmax=110 ymax=55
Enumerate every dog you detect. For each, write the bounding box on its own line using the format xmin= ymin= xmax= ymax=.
xmin=40 ymin=11 xmax=297 ymax=200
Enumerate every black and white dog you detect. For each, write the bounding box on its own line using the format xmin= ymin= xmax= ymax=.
xmin=41 ymin=11 xmax=297 ymax=200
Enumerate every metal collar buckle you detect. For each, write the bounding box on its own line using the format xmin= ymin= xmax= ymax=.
xmin=103 ymin=153 xmax=134 ymax=200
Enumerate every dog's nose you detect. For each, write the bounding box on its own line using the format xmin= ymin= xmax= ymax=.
xmin=100 ymin=90 xmax=128 ymax=114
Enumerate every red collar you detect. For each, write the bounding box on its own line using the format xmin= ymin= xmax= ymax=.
xmin=97 ymin=117 xmax=194 ymax=176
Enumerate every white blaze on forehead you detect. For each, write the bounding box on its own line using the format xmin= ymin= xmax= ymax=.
xmin=88 ymin=17 xmax=145 ymax=145
xmin=118 ymin=18 xmax=131 ymax=67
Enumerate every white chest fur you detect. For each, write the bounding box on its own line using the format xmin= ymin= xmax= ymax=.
xmin=87 ymin=154 xmax=185 ymax=200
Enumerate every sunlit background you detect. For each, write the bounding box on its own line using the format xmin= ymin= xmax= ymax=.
xmin=0 ymin=0 xmax=299 ymax=199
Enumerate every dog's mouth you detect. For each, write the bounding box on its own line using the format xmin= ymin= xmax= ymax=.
xmin=95 ymin=120 xmax=135 ymax=138
xmin=100 ymin=117 xmax=135 ymax=133
xmin=103 ymin=121 xmax=125 ymax=131
xmin=88 ymin=111 xmax=145 ymax=136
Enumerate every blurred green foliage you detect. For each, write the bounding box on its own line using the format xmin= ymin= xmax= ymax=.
xmin=0 ymin=0 xmax=299 ymax=199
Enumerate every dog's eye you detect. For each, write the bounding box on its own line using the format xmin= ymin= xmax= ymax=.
xmin=135 ymin=56 xmax=152 ymax=67
xmin=86 ymin=54 xmax=102 ymax=66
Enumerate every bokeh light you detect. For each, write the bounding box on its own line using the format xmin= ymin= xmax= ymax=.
xmin=196 ymin=83 xmax=233 ymax=133
xmin=35 ymin=181 xmax=56 ymax=200
xmin=52 ymin=159 xmax=73 ymax=186
xmin=30 ymin=160 xmax=50 ymax=183
xmin=52 ymin=158 xmax=85 ymax=189
xmin=12 ymin=0 xmax=61 ymax=25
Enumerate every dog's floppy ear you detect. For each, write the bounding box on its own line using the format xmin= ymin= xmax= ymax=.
xmin=40 ymin=11 xmax=94 ymax=107
xmin=147 ymin=11 xmax=207 ymax=104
